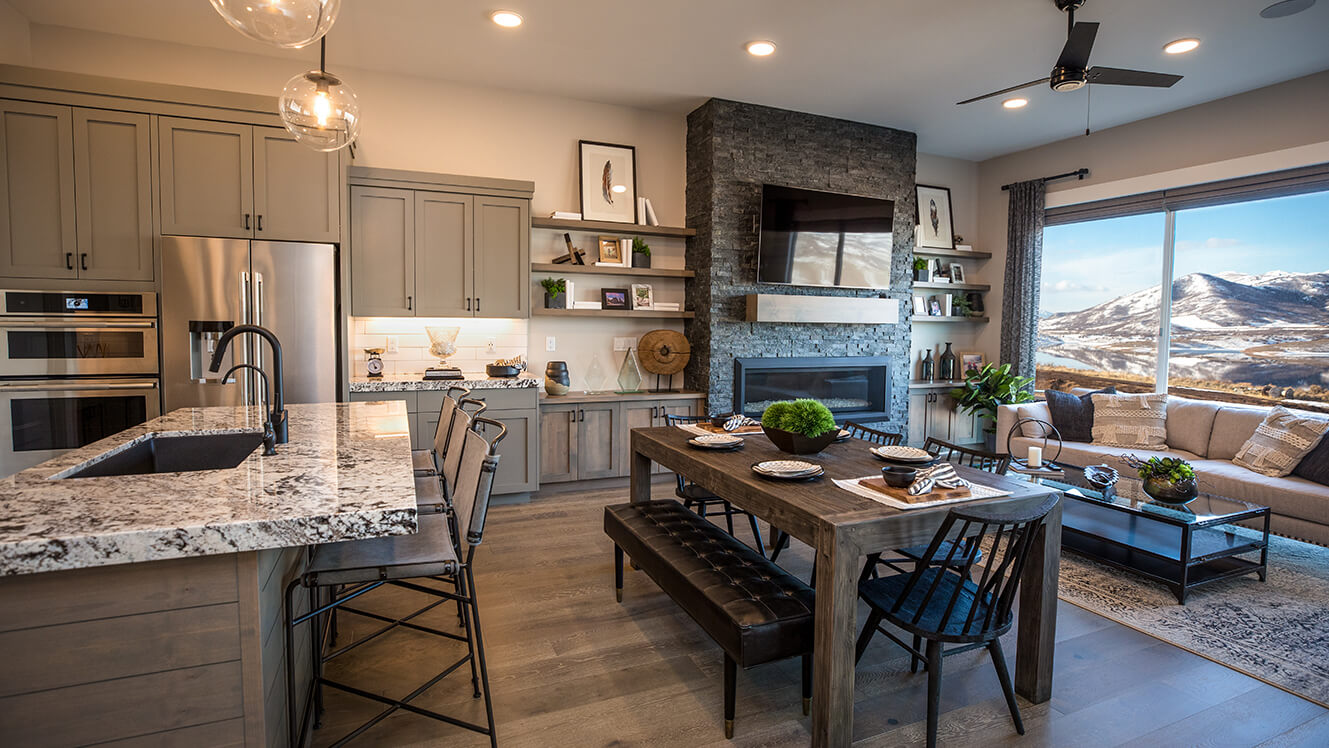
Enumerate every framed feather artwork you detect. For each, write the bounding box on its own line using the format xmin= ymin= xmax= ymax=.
xmin=579 ymin=140 xmax=638 ymax=223
xmin=914 ymin=184 xmax=955 ymax=250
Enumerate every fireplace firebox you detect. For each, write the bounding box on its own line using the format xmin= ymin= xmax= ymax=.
xmin=733 ymin=356 xmax=891 ymax=423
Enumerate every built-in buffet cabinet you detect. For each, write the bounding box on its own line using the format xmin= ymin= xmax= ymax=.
xmin=539 ymin=393 xmax=705 ymax=483
xmin=347 ymin=167 xmax=533 ymax=319
xmin=906 ymin=385 xmax=979 ymax=447
xmin=0 ymin=100 xmax=152 ymax=281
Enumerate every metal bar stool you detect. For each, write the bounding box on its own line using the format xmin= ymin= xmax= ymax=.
xmin=413 ymin=385 xmax=470 ymax=476
xmin=285 ymin=418 xmax=506 ymax=747
xmin=663 ymin=413 xmax=765 ymax=555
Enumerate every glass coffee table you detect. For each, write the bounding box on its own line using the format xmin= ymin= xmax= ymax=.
xmin=1043 ymin=467 xmax=1271 ymax=604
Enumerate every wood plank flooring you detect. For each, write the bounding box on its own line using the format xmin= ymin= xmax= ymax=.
xmin=309 ymin=480 xmax=1328 ymax=747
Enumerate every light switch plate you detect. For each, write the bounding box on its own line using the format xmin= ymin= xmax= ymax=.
xmin=613 ymin=337 xmax=634 ymax=351
xmin=545 ymin=336 xmax=557 ymax=352
xmin=385 ymin=336 xmax=399 ymax=354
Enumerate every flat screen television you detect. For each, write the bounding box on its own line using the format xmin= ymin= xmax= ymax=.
xmin=757 ymin=184 xmax=895 ymax=289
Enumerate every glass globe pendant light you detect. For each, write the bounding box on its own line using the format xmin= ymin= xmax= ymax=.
xmin=279 ymin=38 xmax=361 ymax=152
xmin=209 ymin=0 xmax=341 ymax=49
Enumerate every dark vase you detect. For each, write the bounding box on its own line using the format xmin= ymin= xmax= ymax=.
xmin=545 ymin=361 xmax=570 ymax=396
xmin=631 ymin=253 xmax=651 ymax=268
xmin=913 ymin=267 xmax=928 ymax=282
xmin=939 ymin=343 xmax=956 ymax=381
xmin=1142 ymin=477 xmax=1199 ymax=505
xmin=920 ymin=349 xmax=934 ymax=382
xmin=544 ymin=291 xmax=566 ymax=309
xmin=761 ymin=426 xmax=838 ymax=455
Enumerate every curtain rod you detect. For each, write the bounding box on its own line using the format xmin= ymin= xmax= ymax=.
xmin=1001 ymin=168 xmax=1089 ymax=191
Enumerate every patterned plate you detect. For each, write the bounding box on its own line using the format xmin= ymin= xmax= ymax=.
xmin=751 ymin=463 xmax=825 ymax=481
xmin=871 ymin=445 xmax=933 ymax=463
xmin=834 ymin=429 xmax=852 ymax=442
xmin=688 ymin=438 xmax=744 ymax=451
xmin=693 ymin=434 xmax=743 ymax=446
xmin=754 ymin=459 xmax=820 ymax=475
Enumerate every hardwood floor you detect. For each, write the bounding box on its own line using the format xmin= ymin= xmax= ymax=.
xmin=309 ymin=480 xmax=1328 ymax=747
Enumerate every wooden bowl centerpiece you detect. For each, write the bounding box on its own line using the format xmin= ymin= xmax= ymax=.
xmin=760 ymin=399 xmax=839 ymax=455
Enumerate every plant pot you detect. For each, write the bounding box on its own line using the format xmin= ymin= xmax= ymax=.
xmin=761 ymin=425 xmax=838 ymax=455
xmin=631 ymin=253 xmax=651 ymax=268
xmin=913 ymin=268 xmax=928 ymax=282
xmin=1142 ymin=476 xmax=1199 ymax=505
xmin=544 ymin=291 xmax=566 ymax=309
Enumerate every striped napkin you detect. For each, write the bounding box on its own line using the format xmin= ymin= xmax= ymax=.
xmin=907 ymin=463 xmax=971 ymax=496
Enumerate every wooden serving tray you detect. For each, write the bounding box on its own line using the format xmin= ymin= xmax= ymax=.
xmin=857 ymin=476 xmax=972 ymax=504
xmin=694 ymin=423 xmax=763 ymax=435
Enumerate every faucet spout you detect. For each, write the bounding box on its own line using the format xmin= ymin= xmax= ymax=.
xmin=209 ymin=324 xmax=288 ymax=444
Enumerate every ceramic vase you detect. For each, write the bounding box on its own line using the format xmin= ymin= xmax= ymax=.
xmin=920 ymin=348 xmax=934 ymax=382
xmin=939 ymin=342 xmax=956 ymax=381
xmin=545 ymin=361 xmax=570 ymax=396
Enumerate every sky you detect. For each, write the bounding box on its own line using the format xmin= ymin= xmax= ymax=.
xmin=1040 ymin=190 xmax=1329 ymax=314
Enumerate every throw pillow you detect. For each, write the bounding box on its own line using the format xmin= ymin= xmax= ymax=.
xmin=1045 ymin=387 xmax=1114 ymax=442
xmin=1091 ymin=393 xmax=1168 ymax=449
xmin=1016 ymin=402 xmax=1053 ymax=438
xmin=1234 ymin=407 xmax=1329 ymax=478
xmin=1293 ymin=426 xmax=1329 ymax=487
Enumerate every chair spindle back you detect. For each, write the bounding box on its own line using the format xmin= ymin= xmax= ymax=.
xmin=843 ymin=422 xmax=903 ymax=446
xmin=923 ymin=437 xmax=1012 ymax=473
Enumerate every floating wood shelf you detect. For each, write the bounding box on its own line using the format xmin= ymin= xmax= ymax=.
xmin=532 ymin=217 xmax=696 ymax=238
xmin=533 ymin=308 xmax=694 ymax=319
xmin=912 ymin=316 xmax=990 ymax=323
xmin=914 ymin=247 xmax=993 ymax=259
xmin=530 ymin=263 xmax=695 ymax=279
xmin=909 ymin=380 xmax=963 ymax=390
xmin=912 ymin=282 xmax=991 ymax=291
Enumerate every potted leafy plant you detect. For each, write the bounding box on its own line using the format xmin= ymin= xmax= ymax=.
xmin=540 ymin=277 xmax=567 ymax=309
xmin=1123 ymin=455 xmax=1199 ymax=504
xmin=912 ymin=257 xmax=929 ymax=282
xmin=631 ymin=237 xmax=651 ymax=268
xmin=951 ymin=295 xmax=974 ymax=317
xmin=950 ymin=363 xmax=1036 ymax=450
xmin=760 ymin=399 xmax=839 ymax=454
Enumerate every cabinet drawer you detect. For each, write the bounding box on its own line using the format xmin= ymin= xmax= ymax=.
xmin=463 ymin=388 xmax=537 ymax=413
xmin=349 ymin=391 xmax=418 ymax=412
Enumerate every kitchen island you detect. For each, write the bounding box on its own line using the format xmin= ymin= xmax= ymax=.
xmin=0 ymin=401 xmax=417 ymax=747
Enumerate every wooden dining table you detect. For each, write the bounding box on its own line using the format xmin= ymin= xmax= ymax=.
xmin=629 ymin=426 xmax=1062 ymax=747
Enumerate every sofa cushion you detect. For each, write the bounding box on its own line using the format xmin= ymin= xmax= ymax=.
xmin=1091 ymin=393 xmax=1168 ymax=449
xmin=1190 ymin=459 xmax=1329 ymax=524
xmin=1016 ymin=402 xmax=1054 ymax=438
xmin=1207 ymin=407 xmax=1268 ymax=461
xmin=1233 ymin=407 xmax=1329 ymax=477
xmin=1009 ymin=435 xmax=1199 ymax=475
xmin=1046 ymin=387 xmax=1114 ymax=442
xmin=1293 ymin=428 xmax=1329 ymax=487
xmin=1165 ymin=397 xmax=1220 ymax=457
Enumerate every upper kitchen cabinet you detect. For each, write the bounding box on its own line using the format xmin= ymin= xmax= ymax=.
xmin=349 ymin=186 xmax=414 ymax=317
xmin=474 ymin=195 xmax=530 ymax=318
xmin=414 ymin=191 xmax=473 ymax=317
xmin=73 ymin=110 xmax=153 ymax=281
xmin=159 ymin=118 xmax=338 ymax=242
xmin=0 ymin=100 xmax=77 ymax=280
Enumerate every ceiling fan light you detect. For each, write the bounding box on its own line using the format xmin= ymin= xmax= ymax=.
xmin=490 ymin=10 xmax=523 ymax=28
xmin=279 ymin=68 xmax=361 ymax=151
xmin=1003 ymin=98 xmax=1029 ymax=109
xmin=1163 ymin=38 xmax=1200 ymax=54
xmin=746 ymin=40 xmax=777 ymax=57
xmin=1260 ymin=0 xmax=1316 ymax=19
xmin=209 ymin=0 xmax=340 ymax=48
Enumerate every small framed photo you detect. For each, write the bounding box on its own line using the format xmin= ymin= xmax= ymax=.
xmin=949 ymin=263 xmax=966 ymax=284
xmin=601 ymin=287 xmax=629 ymax=310
xmin=928 ymin=297 xmax=943 ymax=316
xmin=912 ymin=296 xmax=927 ymax=315
xmin=915 ymin=184 xmax=955 ymax=250
xmin=959 ymin=352 xmax=986 ymax=376
xmin=630 ymin=283 xmax=654 ymax=310
xmin=580 ymin=140 xmax=638 ymax=223
xmin=597 ymin=236 xmax=623 ymax=264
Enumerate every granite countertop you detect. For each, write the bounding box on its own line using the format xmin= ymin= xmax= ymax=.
xmin=350 ymin=372 xmax=540 ymax=392
xmin=0 ymin=402 xmax=418 ymax=576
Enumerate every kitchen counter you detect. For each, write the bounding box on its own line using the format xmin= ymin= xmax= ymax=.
xmin=350 ymin=372 xmax=540 ymax=392
xmin=0 ymin=401 xmax=417 ymax=577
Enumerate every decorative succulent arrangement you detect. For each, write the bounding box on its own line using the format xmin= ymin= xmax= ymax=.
xmin=912 ymin=257 xmax=929 ymax=271
xmin=631 ymin=237 xmax=651 ymax=256
xmin=950 ymin=363 xmax=1036 ymax=431
xmin=540 ymin=277 xmax=566 ymax=295
xmin=761 ymin=399 xmax=837 ymax=438
xmin=1125 ymin=455 xmax=1195 ymax=483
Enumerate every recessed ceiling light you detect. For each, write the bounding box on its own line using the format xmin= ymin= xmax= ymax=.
xmin=746 ymin=40 xmax=777 ymax=57
xmin=1260 ymin=0 xmax=1316 ymax=19
xmin=1163 ymin=38 xmax=1200 ymax=54
xmin=490 ymin=10 xmax=523 ymax=28
xmin=611 ymin=184 xmax=627 ymax=194
xmin=1002 ymin=97 xmax=1028 ymax=109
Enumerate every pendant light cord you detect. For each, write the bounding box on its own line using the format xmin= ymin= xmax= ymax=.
xmin=319 ymin=38 xmax=326 ymax=74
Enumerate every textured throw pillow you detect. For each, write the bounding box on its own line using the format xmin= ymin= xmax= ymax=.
xmin=1091 ymin=393 xmax=1168 ymax=448
xmin=1293 ymin=426 xmax=1329 ymax=487
xmin=1045 ymin=387 xmax=1114 ymax=442
xmin=1234 ymin=407 xmax=1329 ymax=478
xmin=1016 ymin=402 xmax=1054 ymax=438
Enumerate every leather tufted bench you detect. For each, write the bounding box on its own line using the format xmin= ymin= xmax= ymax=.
xmin=604 ymin=500 xmax=814 ymax=738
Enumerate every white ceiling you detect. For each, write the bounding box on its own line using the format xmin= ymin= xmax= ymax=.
xmin=9 ymin=0 xmax=1329 ymax=160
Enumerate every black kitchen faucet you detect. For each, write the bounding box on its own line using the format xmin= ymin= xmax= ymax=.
xmin=209 ymin=324 xmax=288 ymax=445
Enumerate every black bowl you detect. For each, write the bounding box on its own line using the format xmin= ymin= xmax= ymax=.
xmin=486 ymin=364 xmax=521 ymax=378
xmin=881 ymin=466 xmax=917 ymax=488
xmin=710 ymin=412 xmax=736 ymax=428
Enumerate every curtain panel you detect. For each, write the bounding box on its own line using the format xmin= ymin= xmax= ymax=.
xmin=999 ymin=179 xmax=1046 ymax=382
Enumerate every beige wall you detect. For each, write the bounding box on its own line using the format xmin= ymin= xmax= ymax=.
xmin=0 ymin=0 xmax=31 ymax=65
xmin=974 ymin=70 xmax=1329 ymax=361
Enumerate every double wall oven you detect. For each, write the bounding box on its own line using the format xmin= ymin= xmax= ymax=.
xmin=0 ymin=290 xmax=160 ymax=477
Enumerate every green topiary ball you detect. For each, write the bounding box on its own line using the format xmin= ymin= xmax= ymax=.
xmin=778 ymin=399 xmax=837 ymax=438
xmin=761 ymin=401 xmax=793 ymax=429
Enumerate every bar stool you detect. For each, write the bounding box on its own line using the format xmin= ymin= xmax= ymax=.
xmin=285 ymin=417 xmax=506 ymax=747
xmin=413 ymin=385 xmax=470 ymax=476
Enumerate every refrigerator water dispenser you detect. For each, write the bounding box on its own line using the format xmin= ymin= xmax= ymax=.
xmin=189 ymin=321 xmax=234 ymax=382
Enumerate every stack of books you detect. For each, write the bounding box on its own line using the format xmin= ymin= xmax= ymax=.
xmin=550 ymin=211 xmax=582 ymax=220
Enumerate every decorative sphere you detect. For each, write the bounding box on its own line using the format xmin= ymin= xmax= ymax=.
xmin=209 ymin=0 xmax=341 ymax=48
xmin=278 ymin=69 xmax=361 ymax=152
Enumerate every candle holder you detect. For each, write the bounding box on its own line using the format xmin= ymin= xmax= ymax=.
xmin=1006 ymin=417 xmax=1063 ymax=466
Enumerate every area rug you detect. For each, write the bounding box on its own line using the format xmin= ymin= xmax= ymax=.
xmin=1056 ymin=534 xmax=1329 ymax=707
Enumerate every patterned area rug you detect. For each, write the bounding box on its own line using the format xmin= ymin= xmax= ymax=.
xmin=1057 ymin=534 xmax=1329 ymax=707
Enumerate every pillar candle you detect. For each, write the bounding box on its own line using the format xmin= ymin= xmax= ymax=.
xmin=1027 ymin=446 xmax=1043 ymax=469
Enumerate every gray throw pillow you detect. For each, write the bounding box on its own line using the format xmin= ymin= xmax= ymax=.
xmin=1045 ymin=387 xmax=1114 ymax=442
xmin=1294 ymin=427 xmax=1329 ymax=486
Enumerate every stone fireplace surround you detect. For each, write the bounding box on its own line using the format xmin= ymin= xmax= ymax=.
xmin=683 ymin=99 xmax=917 ymax=433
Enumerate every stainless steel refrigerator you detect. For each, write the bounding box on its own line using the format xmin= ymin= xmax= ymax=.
xmin=160 ymin=237 xmax=338 ymax=411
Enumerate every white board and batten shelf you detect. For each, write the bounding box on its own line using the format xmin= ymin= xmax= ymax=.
xmin=744 ymin=294 xmax=900 ymax=324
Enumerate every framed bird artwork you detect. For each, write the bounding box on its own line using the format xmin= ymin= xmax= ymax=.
xmin=915 ymin=184 xmax=955 ymax=250
xmin=579 ymin=140 xmax=638 ymax=223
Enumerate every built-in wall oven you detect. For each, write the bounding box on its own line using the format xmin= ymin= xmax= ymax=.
xmin=0 ymin=290 xmax=159 ymax=477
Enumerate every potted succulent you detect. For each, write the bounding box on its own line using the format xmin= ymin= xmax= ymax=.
xmin=631 ymin=237 xmax=651 ymax=268
xmin=912 ymin=257 xmax=929 ymax=282
xmin=540 ymin=277 xmax=567 ymax=309
xmin=950 ymin=363 xmax=1036 ymax=451
xmin=1124 ymin=455 xmax=1199 ymax=504
xmin=760 ymin=399 xmax=839 ymax=455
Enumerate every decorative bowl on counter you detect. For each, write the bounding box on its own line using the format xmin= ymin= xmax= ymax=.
xmin=486 ymin=365 xmax=521 ymax=378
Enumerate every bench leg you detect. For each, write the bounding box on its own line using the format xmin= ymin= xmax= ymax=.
xmin=614 ymin=544 xmax=624 ymax=603
xmin=801 ymin=653 xmax=812 ymax=716
xmin=724 ymin=654 xmax=737 ymax=739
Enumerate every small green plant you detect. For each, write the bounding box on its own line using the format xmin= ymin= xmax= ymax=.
xmin=912 ymin=257 xmax=929 ymax=271
xmin=761 ymin=399 xmax=836 ymax=438
xmin=1126 ymin=455 xmax=1195 ymax=483
xmin=632 ymin=237 xmax=651 ymax=256
xmin=540 ymin=277 xmax=566 ymax=295
xmin=951 ymin=295 xmax=973 ymax=316
xmin=950 ymin=363 xmax=1035 ymax=432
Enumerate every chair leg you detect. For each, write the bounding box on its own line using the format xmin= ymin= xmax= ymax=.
xmin=858 ymin=553 xmax=882 ymax=584
xmin=911 ymin=634 xmax=923 ymax=674
xmin=769 ymin=530 xmax=788 ymax=562
xmin=723 ymin=502 xmax=736 ymax=535
xmin=855 ymin=609 xmax=882 ymax=664
xmin=308 ymin=585 xmax=324 ymax=728
xmin=465 ymin=565 xmax=499 ymax=748
xmin=283 ymin=579 xmax=300 ymax=748
xmin=925 ymin=639 xmax=943 ymax=748
xmin=989 ymin=638 xmax=1024 ymax=735
xmin=723 ymin=654 xmax=737 ymax=739
xmin=614 ymin=544 xmax=624 ymax=602
xmin=801 ymin=653 xmax=812 ymax=716
xmin=456 ymin=568 xmax=481 ymax=698
xmin=746 ymin=513 xmax=766 ymax=558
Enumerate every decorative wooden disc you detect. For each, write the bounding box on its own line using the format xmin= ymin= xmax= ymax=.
xmin=637 ymin=329 xmax=691 ymax=375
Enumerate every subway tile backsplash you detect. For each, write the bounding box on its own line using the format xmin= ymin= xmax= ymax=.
xmin=349 ymin=317 xmax=529 ymax=376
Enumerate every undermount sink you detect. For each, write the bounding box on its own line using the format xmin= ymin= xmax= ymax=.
xmin=60 ymin=432 xmax=265 ymax=479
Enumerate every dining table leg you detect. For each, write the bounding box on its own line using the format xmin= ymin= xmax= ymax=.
xmin=1015 ymin=497 xmax=1062 ymax=703
xmin=629 ymin=439 xmax=652 ymax=505
xmin=811 ymin=528 xmax=859 ymax=747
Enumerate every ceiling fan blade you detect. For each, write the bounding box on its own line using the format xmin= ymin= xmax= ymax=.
xmin=955 ymin=77 xmax=1050 ymax=105
xmin=1087 ymin=66 xmax=1182 ymax=87
xmin=1056 ymin=21 xmax=1099 ymax=69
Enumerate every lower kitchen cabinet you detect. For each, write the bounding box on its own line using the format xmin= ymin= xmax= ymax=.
xmin=539 ymin=396 xmax=704 ymax=484
xmin=907 ymin=390 xmax=979 ymax=447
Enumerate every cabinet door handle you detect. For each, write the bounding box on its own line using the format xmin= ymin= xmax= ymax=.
xmin=244 ymin=213 xmax=251 ymax=230
xmin=80 ymin=253 xmax=88 ymax=271
xmin=407 ymin=295 xmax=413 ymax=311
xmin=466 ymin=297 xmax=471 ymax=312
xmin=579 ymin=409 xmax=585 ymax=422
xmin=256 ymin=214 xmax=263 ymax=231
xmin=475 ymin=297 xmax=480 ymax=313
xmin=569 ymin=410 xmax=575 ymax=424
xmin=65 ymin=252 xmax=73 ymax=270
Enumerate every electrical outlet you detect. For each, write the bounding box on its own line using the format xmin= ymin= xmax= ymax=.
xmin=545 ymin=336 xmax=556 ymax=352
xmin=385 ymin=336 xmax=399 ymax=354
xmin=486 ymin=338 xmax=496 ymax=354
xmin=613 ymin=337 xmax=634 ymax=352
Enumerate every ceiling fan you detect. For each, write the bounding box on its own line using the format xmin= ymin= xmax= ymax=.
xmin=957 ymin=0 xmax=1183 ymax=105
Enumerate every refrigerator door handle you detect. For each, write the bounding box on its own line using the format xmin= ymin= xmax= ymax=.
xmin=254 ymin=272 xmax=265 ymax=376
xmin=238 ymin=271 xmax=252 ymax=405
